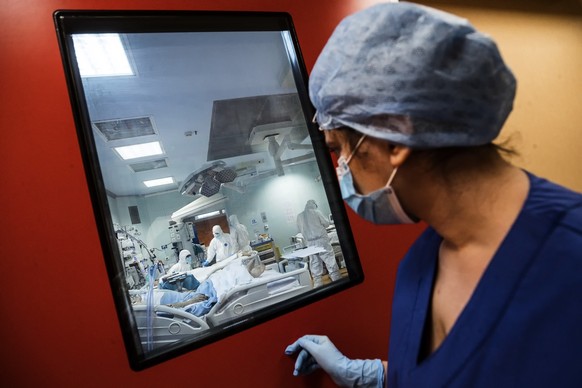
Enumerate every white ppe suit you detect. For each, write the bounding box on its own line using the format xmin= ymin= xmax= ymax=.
xmin=167 ymin=249 xmax=192 ymax=274
xmin=206 ymin=225 xmax=236 ymax=264
xmin=229 ymin=214 xmax=251 ymax=252
xmin=296 ymin=200 xmax=341 ymax=287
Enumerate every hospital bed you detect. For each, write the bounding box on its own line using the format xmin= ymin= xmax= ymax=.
xmin=130 ymin=253 xmax=312 ymax=350
xmin=133 ymin=304 xmax=210 ymax=351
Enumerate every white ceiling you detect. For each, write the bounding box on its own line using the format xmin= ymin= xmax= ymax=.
xmin=79 ymin=30 xmax=312 ymax=198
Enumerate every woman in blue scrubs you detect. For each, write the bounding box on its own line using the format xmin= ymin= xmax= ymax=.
xmin=285 ymin=3 xmax=582 ymax=387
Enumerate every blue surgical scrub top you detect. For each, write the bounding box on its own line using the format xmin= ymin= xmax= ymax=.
xmin=387 ymin=172 xmax=582 ymax=388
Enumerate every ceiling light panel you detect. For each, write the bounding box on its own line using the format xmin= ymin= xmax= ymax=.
xmin=72 ymin=33 xmax=134 ymax=77
xmin=143 ymin=177 xmax=174 ymax=187
xmin=114 ymin=141 xmax=163 ymax=160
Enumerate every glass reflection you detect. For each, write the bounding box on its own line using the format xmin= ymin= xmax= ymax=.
xmin=75 ymin=30 xmax=351 ymax=354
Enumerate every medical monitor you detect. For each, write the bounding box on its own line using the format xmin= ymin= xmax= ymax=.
xmin=54 ymin=10 xmax=363 ymax=370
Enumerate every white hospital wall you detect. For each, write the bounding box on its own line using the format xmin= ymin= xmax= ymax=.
xmin=104 ymin=161 xmax=329 ymax=260
xmin=106 ymin=190 xmax=192 ymax=258
xmin=140 ymin=191 xmax=192 ymax=250
xmin=224 ymin=160 xmax=332 ymax=249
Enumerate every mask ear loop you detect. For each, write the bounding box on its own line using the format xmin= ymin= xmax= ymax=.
xmin=385 ymin=166 xmax=399 ymax=188
xmin=345 ymin=134 xmax=367 ymax=164
xmin=384 ymin=165 xmax=416 ymax=223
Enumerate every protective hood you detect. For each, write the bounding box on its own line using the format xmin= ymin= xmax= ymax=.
xmin=179 ymin=249 xmax=192 ymax=264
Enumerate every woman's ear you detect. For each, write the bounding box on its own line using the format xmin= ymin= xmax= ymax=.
xmin=388 ymin=144 xmax=412 ymax=167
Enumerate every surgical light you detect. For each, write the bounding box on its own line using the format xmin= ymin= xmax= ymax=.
xmin=114 ymin=141 xmax=163 ymax=160
xmin=143 ymin=177 xmax=174 ymax=187
xmin=72 ymin=34 xmax=134 ymax=77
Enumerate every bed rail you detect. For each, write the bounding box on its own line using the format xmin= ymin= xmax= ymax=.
xmin=132 ymin=304 xmax=210 ymax=350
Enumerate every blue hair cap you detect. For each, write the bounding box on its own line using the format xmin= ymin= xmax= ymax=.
xmin=310 ymin=2 xmax=517 ymax=148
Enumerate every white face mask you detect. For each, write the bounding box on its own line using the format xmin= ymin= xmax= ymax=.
xmin=336 ymin=135 xmax=417 ymax=225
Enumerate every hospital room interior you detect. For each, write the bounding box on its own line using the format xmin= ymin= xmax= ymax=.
xmin=85 ymin=28 xmax=356 ymax=350
xmin=104 ymin=30 xmax=346 ymax=283
xmin=2 ymin=0 xmax=580 ymax=386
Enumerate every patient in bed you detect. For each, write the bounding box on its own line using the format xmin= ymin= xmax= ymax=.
xmin=134 ymin=279 xmax=218 ymax=317
xmin=159 ymin=273 xmax=200 ymax=291
xmin=135 ymin=256 xmax=256 ymax=317
xmin=158 ymin=289 xmax=208 ymax=308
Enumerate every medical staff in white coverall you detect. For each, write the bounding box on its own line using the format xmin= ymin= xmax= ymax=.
xmin=167 ymin=249 xmax=193 ymax=273
xmin=203 ymin=225 xmax=236 ymax=266
xmin=296 ymin=200 xmax=341 ymax=287
xmin=229 ymin=214 xmax=251 ymax=253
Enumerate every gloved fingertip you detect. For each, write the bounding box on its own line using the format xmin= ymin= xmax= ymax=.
xmin=293 ymin=370 xmax=299 ymax=376
xmin=285 ymin=342 xmax=299 ymax=354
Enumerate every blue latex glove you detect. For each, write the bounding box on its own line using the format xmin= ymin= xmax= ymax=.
xmin=285 ymin=335 xmax=384 ymax=388
xmin=202 ymin=260 xmax=210 ymax=267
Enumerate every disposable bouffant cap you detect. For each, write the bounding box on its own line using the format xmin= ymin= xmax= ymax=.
xmin=310 ymin=2 xmax=517 ymax=148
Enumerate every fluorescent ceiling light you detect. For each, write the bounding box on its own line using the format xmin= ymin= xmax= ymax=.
xmin=72 ymin=34 xmax=134 ymax=77
xmin=114 ymin=141 xmax=163 ymax=160
xmin=143 ymin=177 xmax=174 ymax=188
xmin=195 ymin=210 xmax=222 ymax=220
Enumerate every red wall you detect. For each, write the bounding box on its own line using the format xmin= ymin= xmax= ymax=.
xmin=0 ymin=0 xmax=424 ymax=386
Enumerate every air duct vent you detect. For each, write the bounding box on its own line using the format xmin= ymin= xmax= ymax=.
xmin=129 ymin=158 xmax=168 ymax=173
xmin=93 ymin=116 xmax=156 ymax=141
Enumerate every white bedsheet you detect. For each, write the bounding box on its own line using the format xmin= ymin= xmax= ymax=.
xmin=209 ymin=259 xmax=254 ymax=301
xmin=187 ymin=254 xmax=303 ymax=303
xmin=187 ymin=253 xmax=239 ymax=282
